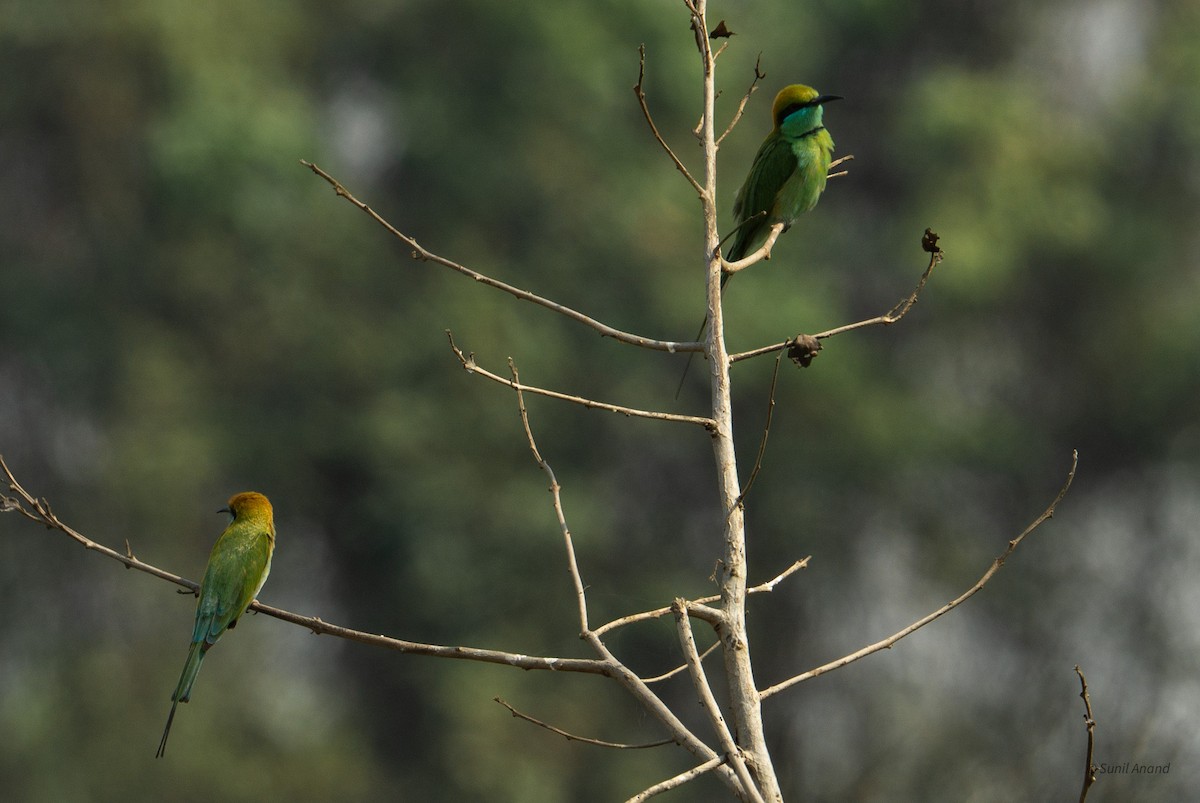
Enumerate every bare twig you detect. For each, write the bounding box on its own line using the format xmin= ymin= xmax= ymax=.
xmin=730 ymin=349 xmax=784 ymax=513
xmin=626 ymin=755 xmax=727 ymax=802
xmin=641 ymin=641 xmax=720 ymax=684
xmin=492 ymin=379 xmax=743 ymax=794
xmin=447 ymin=332 xmax=715 ymax=431
xmin=509 ymin=359 xmax=590 ymax=632
xmin=494 ymin=697 xmax=673 ymax=749
xmin=300 ymin=160 xmax=699 ymax=355
xmin=760 ymin=451 xmax=1078 ymax=699
xmin=595 ymin=557 xmax=809 ymax=637
xmin=634 ymin=45 xmax=704 ymax=196
xmin=1075 ymin=665 xmax=1098 ymax=803
xmin=826 ymin=154 xmax=854 ymax=180
xmin=580 ymin=629 xmax=743 ymax=795
xmin=716 ymin=55 xmax=765 ymax=146
xmin=730 ymin=243 xmax=943 ymax=364
xmin=674 ymin=601 xmax=764 ymax=803
xmin=721 ymin=222 xmax=785 ymax=277
xmin=0 ymin=454 xmax=608 ymax=675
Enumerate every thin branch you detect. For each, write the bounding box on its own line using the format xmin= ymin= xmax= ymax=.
xmin=642 ymin=641 xmax=720 ymax=684
xmin=721 ymin=222 xmax=785 ymax=277
xmin=580 ymin=629 xmax=743 ymax=794
xmin=0 ymin=454 xmax=609 ymax=676
xmin=730 ymin=242 xmax=944 ymax=365
xmin=300 ymin=160 xmax=698 ymax=355
xmin=495 ymin=697 xmax=673 ymax=749
xmin=716 ymin=55 xmax=765 ymax=146
xmin=826 ymin=154 xmax=854 ymax=180
xmin=760 ymin=450 xmax=1078 ymax=699
xmin=750 ymin=557 xmax=810 ymax=592
xmin=504 ymin=361 xmax=739 ymax=787
xmin=509 ymin=359 xmax=590 ymax=633
xmin=634 ymin=45 xmax=704 ymax=196
xmin=729 ymin=349 xmax=784 ymax=513
xmin=594 ymin=557 xmax=810 ymax=637
xmin=674 ymin=601 xmax=764 ymax=803
xmin=626 ymin=755 xmax=727 ymax=802
xmin=447 ymin=331 xmax=715 ymax=431
xmin=1075 ymin=665 xmax=1098 ymax=803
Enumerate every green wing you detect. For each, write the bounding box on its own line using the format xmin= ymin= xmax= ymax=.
xmin=192 ymin=523 xmax=274 ymax=646
xmin=728 ymin=133 xmax=799 ymax=262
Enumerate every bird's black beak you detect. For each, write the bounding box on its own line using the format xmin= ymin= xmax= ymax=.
xmin=814 ymin=94 xmax=843 ymax=106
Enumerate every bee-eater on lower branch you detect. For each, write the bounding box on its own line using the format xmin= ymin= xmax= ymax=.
xmin=156 ymin=492 xmax=276 ymax=758
xmin=676 ymin=84 xmax=840 ymax=396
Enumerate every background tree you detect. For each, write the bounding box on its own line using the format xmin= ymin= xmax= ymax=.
xmin=2 ymin=0 xmax=1198 ymax=800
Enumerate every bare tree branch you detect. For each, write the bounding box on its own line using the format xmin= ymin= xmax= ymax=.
xmin=730 ymin=349 xmax=784 ymax=513
xmin=826 ymin=154 xmax=854 ymax=180
xmin=641 ymin=641 xmax=720 ymax=684
xmin=300 ymin=160 xmax=699 ymax=355
xmin=494 ymin=697 xmax=673 ymax=749
xmin=594 ymin=557 xmax=809 ymax=637
xmin=635 ymin=44 xmax=704 ymax=197
xmin=580 ymin=628 xmax=743 ymax=795
xmin=675 ymin=600 xmax=764 ymax=803
xmin=626 ymin=755 xmax=727 ymax=802
xmin=759 ymin=450 xmax=1078 ymax=699
xmin=720 ymin=222 xmax=785 ymax=277
xmin=1075 ymin=665 xmax=1098 ymax=803
xmin=509 ymin=359 xmax=590 ymax=632
xmin=730 ymin=240 xmax=944 ymax=365
xmin=447 ymin=332 xmax=716 ymax=431
xmin=496 ymin=369 xmax=745 ymax=796
xmin=716 ymin=55 xmax=764 ymax=146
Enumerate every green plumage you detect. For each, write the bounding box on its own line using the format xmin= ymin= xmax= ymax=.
xmin=676 ymin=85 xmax=840 ymax=396
xmin=725 ymin=83 xmax=839 ymax=267
xmin=156 ymin=491 xmax=276 ymax=758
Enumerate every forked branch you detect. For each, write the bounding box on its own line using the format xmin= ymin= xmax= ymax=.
xmin=759 ymin=450 xmax=1078 ymax=699
xmin=730 ymin=236 xmax=944 ymax=365
xmin=675 ymin=601 xmax=764 ymax=803
xmin=1075 ymin=665 xmax=1098 ymax=803
xmin=301 ymin=160 xmax=699 ymax=355
xmin=447 ymin=332 xmax=716 ymax=431
xmin=494 ymin=697 xmax=673 ymax=750
xmin=635 ymin=45 xmax=704 ymax=196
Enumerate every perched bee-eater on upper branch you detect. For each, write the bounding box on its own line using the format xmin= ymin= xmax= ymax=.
xmin=724 ymin=83 xmax=840 ymax=270
xmin=676 ymin=84 xmax=840 ymax=396
xmin=156 ymin=491 xmax=276 ymax=758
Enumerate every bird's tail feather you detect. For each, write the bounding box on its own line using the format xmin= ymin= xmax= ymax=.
xmin=175 ymin=641 xmax=207 ymax=704
xmin=156 ymin=641 xmax=206 ymax=758
xmin=156 ymin=699 xmax=179 ymax=758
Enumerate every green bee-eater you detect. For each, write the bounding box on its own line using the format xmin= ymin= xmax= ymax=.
xmin=677 ymin=84 xmax=840 ymax=395
xmin=156 ymin=492 xmax=276 ymax=758
xmin=724 ymin=83 xmax=840 ymax=267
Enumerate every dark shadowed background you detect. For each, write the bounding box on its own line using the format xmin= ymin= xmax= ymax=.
xmin=2 ymin=0 xmax=1197 ymax=800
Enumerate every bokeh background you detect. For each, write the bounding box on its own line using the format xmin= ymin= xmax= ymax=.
xmin=2 ymin=1 xmax=1197 ymax=800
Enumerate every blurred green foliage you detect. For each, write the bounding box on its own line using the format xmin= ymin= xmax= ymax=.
xmin=2 ymin=0 xmax=1198 ymax=800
